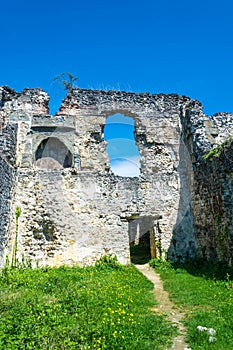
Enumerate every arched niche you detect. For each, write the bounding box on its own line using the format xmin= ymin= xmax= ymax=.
xmin=104 ymin=113 xmax=140 ymax=177
xmin=35 ymin=137 xmax=73 ymax=169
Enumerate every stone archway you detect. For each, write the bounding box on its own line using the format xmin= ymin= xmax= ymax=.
xmin=35 ymin=137 xmax=73 ymax=169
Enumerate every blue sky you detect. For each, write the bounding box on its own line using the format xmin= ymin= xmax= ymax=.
xmin=1 ymin=0 xmax=233 ymax=175
xmin=104 ymin=114 xmax=140 ymax=176
xmin=1 ymin=0 xmax=233 ymax=115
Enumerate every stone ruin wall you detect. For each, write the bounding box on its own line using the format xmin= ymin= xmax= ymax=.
xmin=0 ymin=86 xmax=232 ymax=267
xmin=193 ymin=146 xmax=233 ymax=264
xmin=178 ymin=102 xmax=233 ymax=264
xmin=0 ymin=121 xmax=17 ymax=264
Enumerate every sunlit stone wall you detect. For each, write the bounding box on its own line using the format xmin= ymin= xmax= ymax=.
xmin=0 ymin=86 xmax=232 ymax=266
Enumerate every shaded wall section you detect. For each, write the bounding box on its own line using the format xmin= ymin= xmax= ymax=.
xmin=0 ymin=123 xmax=17 ymax=266
xmin=193 ymin=141 xmax=233 ymax=264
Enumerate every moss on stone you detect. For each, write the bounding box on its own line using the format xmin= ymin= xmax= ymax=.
xmin=203 ymin=138 xmax=233 ymax=160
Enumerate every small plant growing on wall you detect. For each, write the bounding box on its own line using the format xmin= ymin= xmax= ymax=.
xmin=53 ymin=72 xmax=78 ymax=91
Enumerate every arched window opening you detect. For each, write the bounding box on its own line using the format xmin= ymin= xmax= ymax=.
xmin=104 ymin=114 xmax=140 ymax=177
xmin=35 ymin=137 xmax=73 ymax=169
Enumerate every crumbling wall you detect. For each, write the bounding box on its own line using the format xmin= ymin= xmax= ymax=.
xmin=0 ymin=85 xmax=232 ymax=267
xmin=177 ymin=103 xmax=233 ymax=263
xmin=0 ymin=122 xmax=17 ymax=266
xmin=0 ymin=86 xmax=49 ymax=121
xmin=1 ymin=87 xmax=196 ymax=266
xmin=59 ymin=89 xmax=196 ymax=261
xmin=192 ymin=141 xmax=233 ymax=264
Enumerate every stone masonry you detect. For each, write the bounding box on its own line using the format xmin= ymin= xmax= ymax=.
xmin=0 ymin=86 xmax=232 ymax=267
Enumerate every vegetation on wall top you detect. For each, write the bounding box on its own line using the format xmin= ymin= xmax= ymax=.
xmin=203 ymin=138 xmax=233 ymax=160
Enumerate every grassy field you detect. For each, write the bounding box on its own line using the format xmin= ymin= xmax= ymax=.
xmin=149 ymin=258 xmax=233 ymax=350
xmin=0 ymin=256 xmax=176 ymax=350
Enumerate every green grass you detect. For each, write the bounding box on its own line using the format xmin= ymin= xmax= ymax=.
xmin=149 ymin=258 xmax=233 ymax=350
xmin=0 ymin=257 xmax=176 ymax=349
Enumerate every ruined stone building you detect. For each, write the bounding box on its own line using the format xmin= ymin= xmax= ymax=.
xmin=0 ymin=86 xmax=233 ymax=267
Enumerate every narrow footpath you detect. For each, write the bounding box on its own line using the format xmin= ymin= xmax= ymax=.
xmin=135 ymin=263 xmax=189 ymax=350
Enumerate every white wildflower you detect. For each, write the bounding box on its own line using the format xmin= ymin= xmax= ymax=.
xmin=184 ymin=348 xmax=192 ymax=350
xmin=209 ymin=336 xmax=216 ymax=343
xmin=197 ymin=325 xmax=208 ymax=331
xmin=208 ymin=328 xmax=216 ymax=335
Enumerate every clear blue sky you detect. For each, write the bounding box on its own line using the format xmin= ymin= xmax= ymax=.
xmin=1 ymin=0 xmax=233 ymax=116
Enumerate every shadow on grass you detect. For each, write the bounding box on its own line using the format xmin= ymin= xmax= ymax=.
xmin=170 ymin=258 xmax=233 ymax=281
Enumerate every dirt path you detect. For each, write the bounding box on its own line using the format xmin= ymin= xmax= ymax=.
xmin=135 ymin=263 xmax=189 ymax=350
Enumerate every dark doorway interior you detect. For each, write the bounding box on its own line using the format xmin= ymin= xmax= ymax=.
xmin=130 ymin=230 xmax=151 ymax=264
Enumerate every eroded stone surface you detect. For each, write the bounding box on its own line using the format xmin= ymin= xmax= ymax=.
xmin=0 ymin=86 xmax=232 ymax=267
